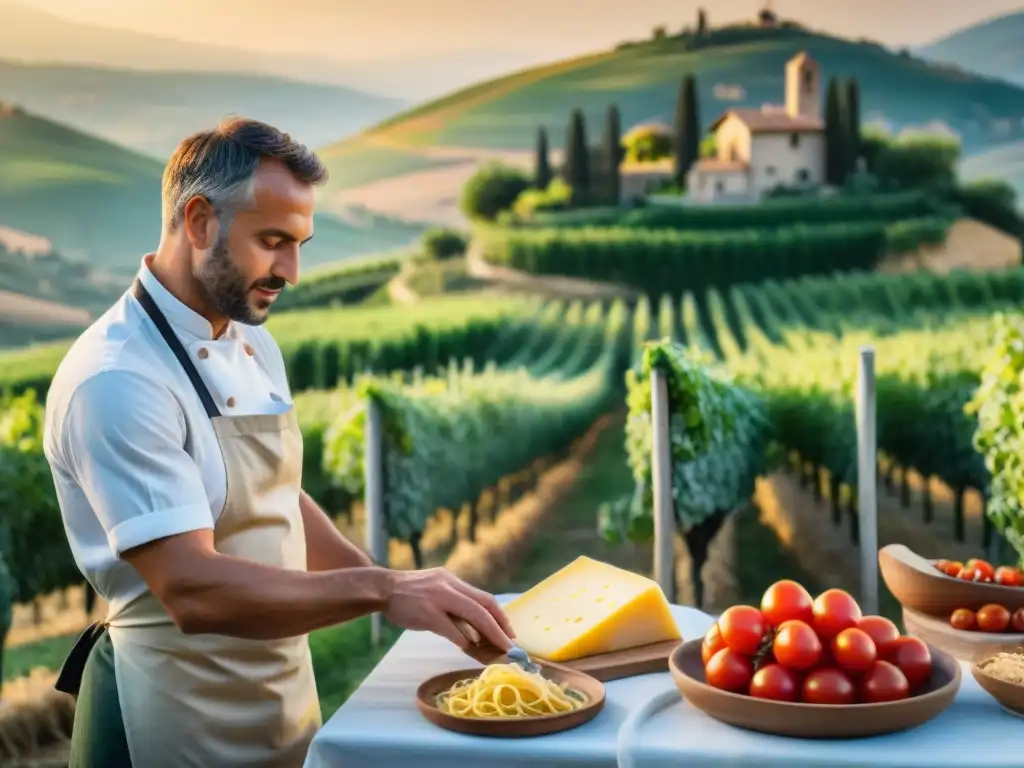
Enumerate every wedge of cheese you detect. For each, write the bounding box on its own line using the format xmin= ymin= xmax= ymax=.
xmin=503 ymin=556 xmax=681 ymax=662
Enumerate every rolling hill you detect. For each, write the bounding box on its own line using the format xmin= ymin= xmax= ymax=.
xmin=0 ymin=108 xmax=425 ymax=276
xmin=318 ymin=23 xmax=1024 ymax=212
xmin=917 ymin=11 xmax=1024 ymax=87
xmin=0 ymin=60 xmax=406 ymax=158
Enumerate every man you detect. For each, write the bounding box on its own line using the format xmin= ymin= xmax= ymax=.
xmin=42 ymin=117 xmax=515 ymax=768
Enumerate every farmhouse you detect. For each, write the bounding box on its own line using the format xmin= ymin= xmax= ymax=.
xmin=687 ymin=51 xmax=825 ymax=202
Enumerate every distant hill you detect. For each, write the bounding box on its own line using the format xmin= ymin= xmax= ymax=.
xmin=960 ymin=139 xmax=1024 ymax=207
xmin=917 ymin=12 xmax=1024 ymax=86
xmin=0 ymin=3 xmax=541 ymax=101
xmin=320 ymin=24 xmax=1024 ymax=197
xmin=0 ymin=108 xmax=425 ymax=276
xmin=0 ymin=60 xmax=406 ymax=158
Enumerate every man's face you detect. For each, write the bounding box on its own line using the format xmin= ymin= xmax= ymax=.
xmin=194 ymin=158 xmax=315 ymax=326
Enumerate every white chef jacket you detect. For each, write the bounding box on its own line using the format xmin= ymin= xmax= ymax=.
xmin=43 ymin=255 xmax=295 ymax=620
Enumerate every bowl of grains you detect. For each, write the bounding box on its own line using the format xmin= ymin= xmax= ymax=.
xmin=972 ymin=649 xmax=1024 ymax=716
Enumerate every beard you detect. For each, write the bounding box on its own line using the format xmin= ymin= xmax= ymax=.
xmin=194 ymin=233 xmax=284 ymax=326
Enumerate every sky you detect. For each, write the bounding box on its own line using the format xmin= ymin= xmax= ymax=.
xmin=16 ymin=0 xmax=1024 ymax=61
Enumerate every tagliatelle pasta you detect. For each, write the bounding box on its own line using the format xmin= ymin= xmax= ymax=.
xmin=436 ymin=663 xmax=585 ymax=718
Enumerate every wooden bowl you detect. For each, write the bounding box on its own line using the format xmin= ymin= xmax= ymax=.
xmin=972 ymin=654 xmax=1024 ymax=716
xmin=879 ymin=544 xmax=1024 ymax=617
xmin=902 ymin=607 xmax=1024 ymax=662
xmin=669 ymin=639 xmax=961 ymax=739
xmin=415 ymin=665 xmax=605 ymax=737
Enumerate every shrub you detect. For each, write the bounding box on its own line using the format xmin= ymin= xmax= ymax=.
xmin=622 ymin=125 xmax=673 ymax=163
xmin=460 ymin=162 xmax=531 ymax=221
xmin=513 ymin=178 xmax=574 ymax=219
xmin=421 ymin=227 xmax=468 ymax=261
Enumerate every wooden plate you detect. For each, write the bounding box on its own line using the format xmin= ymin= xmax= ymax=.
xmin=415 ymin=665 xmax=605 ymax=737
xmin=972 ymin=656 xmax=1024 ymax=711
xmin=669 ymin=639 xmax=961 ymax=739
xmin=879 ymin=544 xmax=1024 ymax=616
xmin=903 ymin=607 xmax=1024 ymax=662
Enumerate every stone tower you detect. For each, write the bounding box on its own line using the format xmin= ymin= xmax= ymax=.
xmin=785 ymin=51 xmax=821 ymax=121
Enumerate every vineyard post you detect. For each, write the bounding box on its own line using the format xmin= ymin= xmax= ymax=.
xmin=364 ymin=397 xmax=388 ymax=646
xmin=651 ymin=367 xmax=676 ymax=603
xmin=856 ymin=346 xmax=879 ymax=616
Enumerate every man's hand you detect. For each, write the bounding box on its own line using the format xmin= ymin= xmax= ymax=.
xmin=383 ymin=568 xmax=516 ymax=652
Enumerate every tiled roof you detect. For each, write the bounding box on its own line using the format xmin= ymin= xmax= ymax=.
xmin=690 ymin=159 xmax=749 ymax=173
xmin=710 ymin=108 xmax=823 ymax=133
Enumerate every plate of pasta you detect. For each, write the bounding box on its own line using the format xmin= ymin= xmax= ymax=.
xmin=415 ymin=662 xmax=606 ymax=737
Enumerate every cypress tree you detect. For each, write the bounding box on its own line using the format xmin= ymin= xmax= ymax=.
xmin=845 ymin=78 xmax=861 ymax=177
xmin=697 ymin=8 xmax=707 ymax=34
xmin=534 ymin=127 xmax=552 ymax=190
xmin=673 ymin=75 xmax=701 ymax=188
xmin=603 ymin=104 xmax=622 ymax=205
xmin=824 ymin=77 xmax=845 ymax=186
xmin=564 ymin=109 xmax=590 ymax=205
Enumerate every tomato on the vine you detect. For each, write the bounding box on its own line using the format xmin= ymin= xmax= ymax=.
xmin=704 ymin=648 xmax=754 ymax=692
xmin=772 ymin=620 xmax=822 ymax=670
xmin=811 ymin=589 xmax=862 ymax=641
xmin=702 ymin=623 xmax=728 ymax=666
xmin=760 ymin=580 xmax=814 ymax=628
xmin=856 ymin=616 xmax=901 ymax=657
xmin=994 ymin=566 xmax=1023 ymax=587
xmin=749 ymin=663 xmax=799 ymax=702
xmin=802 ymin=668 xmax=856 ymax=705
xmin=831 ymin=627 xmax=877 ymax=673
xmin=976 ymin=603 xmax=1010 ymax=633
xmin=717 ymin=605 xmax=766 ymax=656
xmin=889 ymin=637 xmax=932 ymax=689
xmin=859 ymin=661 xmax=910 ymax=702
xmin=949 ymin=608 xmax=977 ymax=631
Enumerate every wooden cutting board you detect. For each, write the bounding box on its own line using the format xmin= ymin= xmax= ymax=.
xmin=454 ymin=620 xmax=680 ymax=682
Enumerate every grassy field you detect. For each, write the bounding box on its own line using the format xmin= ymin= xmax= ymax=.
xmin=320 ymin=26 xmax=1024 ymax=191
xmin=0 ymin=109 xmax=426 ymax=276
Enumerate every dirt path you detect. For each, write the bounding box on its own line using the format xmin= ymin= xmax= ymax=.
xmin=466 ymin=246 xmax=638 ymax=300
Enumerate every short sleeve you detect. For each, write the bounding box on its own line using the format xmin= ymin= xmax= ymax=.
xmin=62 ymin=369 xmax=215 ymax=557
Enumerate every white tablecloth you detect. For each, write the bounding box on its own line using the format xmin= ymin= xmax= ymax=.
xmin=303 ymin=595 xmax=715 ymax=768
xmin=304 ymin=595 xmax=1023 ymax=768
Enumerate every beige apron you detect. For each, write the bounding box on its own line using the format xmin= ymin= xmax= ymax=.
xmin=106 ymin=279 xmax=321 ymax=767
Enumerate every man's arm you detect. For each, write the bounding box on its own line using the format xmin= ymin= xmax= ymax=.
xmin=299 ymin=490 xmax=375 ymax=571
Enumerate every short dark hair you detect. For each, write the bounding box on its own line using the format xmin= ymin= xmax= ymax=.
xmin=161 ymin=117 xmax=329 ymax=231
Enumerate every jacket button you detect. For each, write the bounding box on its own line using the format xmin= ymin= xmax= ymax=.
xmin=243 ymin=343 xmax=255 ymax=357
xmin=226 ymin=397 xmax=236 ymax=408
xmin=197 ymin=347 xmax=209 ymax=360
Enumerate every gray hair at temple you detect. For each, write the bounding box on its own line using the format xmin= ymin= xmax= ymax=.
xmin=161 ymin=117 xmax=329 ymax=234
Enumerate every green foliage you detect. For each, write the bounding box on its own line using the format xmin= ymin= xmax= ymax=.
xmin=869 ymin=134 xmax=961 ymax=191
xmin=622 ymin=125 xmax=672 ymax=163
xmin=952 ymin=179 xmax=1024 ymax=240
xmin=564 ymin=109 xmax=591 ymax=205
xmin=420 ymin=228 xmax=468 ymax=261
xmin=673 ymin=75 xmax=700 ymax=187
xmin=513 ymin=178 xmax=574 ymax=219
xmin=275 ymin=258 xmax=403 ymax=312
xmin=967 ymin=314 xmax=1024 ymax=566
xmin=478 ymin=220 xmax=890 ymax=297
xmin=534 ymin=127 xmax=552 ymax=190
xmin=460 ymin=161 xmax=531 ymax=221
xmin=600 ymin=340 xmax=768 ymax=543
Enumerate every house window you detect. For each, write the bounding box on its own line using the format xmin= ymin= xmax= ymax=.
xmin=789 ymin=133 xmax=800 ymax=148
xmin=729 ymin=145 xmax=739 ymax=161
xmin=796 ymin=168 xmax=810 ymax=183
xmin=715 ymin=180 xmax=725 ymax=194
xmin=766 ymin=165 xmax=776 ymax=177
xmin=803 ymin=69 xmax=814 ymax=93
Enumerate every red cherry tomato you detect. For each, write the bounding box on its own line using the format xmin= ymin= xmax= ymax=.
xmin=749 ymin=663 xmax=799 ymax=702
xmin=994 ymin=567 xmax=1023 ymax=587
xmin=802 ymin=668 xmax=856 ymax=705
xmin=856 ymin=616 xmax=901 ymax=657
xmin=717 ymin=605 xmax=767 ymax=656
xmin=704 ymin=647 xmax=754 ymax=693
xmin=701 ymin=623 xmax=728 ymax=666
xmin=949 ymin=608 xmax=977 ymax=631
xmin=859 ymin=660 xmax=910 ymax=702
xmin=1011 ymin=608 xmax=1024 ymax=633
xmin=889 ymin=636 xmax=932 ymax=690
xmin=957 ymin=565 xmax=990 ymax=583
xmin=760 ymin=580 xmax=814 ymax=628
xmin=936 ymin=560 xmax=962 ymax=577
xmin=966 ymin=559 xmax=996 ymax=582
xmin=772 ymin=620 xmax=822 ymax=671
xmin=831 ymin=627 xmax=877 ymax=673
xmin=977 ymin=603 xmax=1011 ymax=633
xmin=812 ymin=589 xmax=863 ymax=641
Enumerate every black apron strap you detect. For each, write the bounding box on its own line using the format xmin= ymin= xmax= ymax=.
xmin=131 ymin=278 xmax=222 ymax=418
xmin=54 ymin=621 xmax=108 ymax=697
